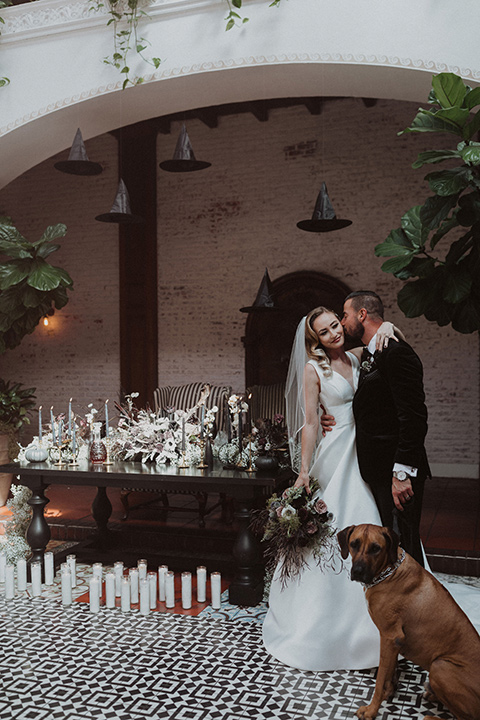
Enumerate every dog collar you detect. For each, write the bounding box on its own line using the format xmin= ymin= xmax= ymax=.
xmin=362 ymin=548 xmax=406 ymax=590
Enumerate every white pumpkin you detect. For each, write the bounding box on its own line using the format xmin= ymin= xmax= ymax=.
xmin=25 ymin=445 xmax=48 ymax=463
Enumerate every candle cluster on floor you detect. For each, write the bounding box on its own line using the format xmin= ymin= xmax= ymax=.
xmin=0 ymin=550 xmax=222 ymax=612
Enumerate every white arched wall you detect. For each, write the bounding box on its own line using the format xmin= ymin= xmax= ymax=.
xmin=1 ymin=0 xmax=480 ymax=189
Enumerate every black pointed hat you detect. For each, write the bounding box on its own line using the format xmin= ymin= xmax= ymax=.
xmin=159 ymin=124 xmax=211 ymax=172
xmin=54 ymin=128 xmax=103 ymax=176
xmin=95 ymin=179 xmax=144 ymax=224
xmin=297 ymin=182 xmax=352 ymax=232
xmin=240 ymin=268 xmax=279 ymax=313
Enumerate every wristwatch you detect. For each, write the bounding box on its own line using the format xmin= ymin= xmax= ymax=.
xmin=393 ymin=470 xmax=410 ymax=482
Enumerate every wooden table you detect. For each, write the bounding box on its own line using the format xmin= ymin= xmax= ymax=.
xmin=0 ymin=459 xmax=291 ymax=606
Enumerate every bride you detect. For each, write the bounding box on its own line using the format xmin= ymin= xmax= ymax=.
xmin=262 ymin=306 xmax=399 ymax=672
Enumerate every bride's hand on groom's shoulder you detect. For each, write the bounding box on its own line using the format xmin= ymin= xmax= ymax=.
xmin=375 ymin=322 xmax=401 ymax=351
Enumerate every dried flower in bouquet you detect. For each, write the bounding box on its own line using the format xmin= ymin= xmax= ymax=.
xmin=253 ymin=479 xmax=340 ymax=588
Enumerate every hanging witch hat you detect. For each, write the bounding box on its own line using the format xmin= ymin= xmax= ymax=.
xmin=95 ymin=179 xmax=144 ymax=224
xmin=297 ymin=182 xmax=352 ymax=232
xmin=54 ymin=128 xmax=103 ymax=176
xmin=159 ymin=124 xmax=211 ymax=173
xmin=240 ymin=268 xmax=279 ymax=313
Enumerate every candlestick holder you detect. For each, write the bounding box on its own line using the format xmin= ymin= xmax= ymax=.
xmin=197 ymin=438 xmax=208 ymax=469
xmin=244 ymin=435 xmax=255 ymax=473
xmin=53 ymin=440 xmax=66 ymax=466
xmin=103 ymin=437 xmax=113 ymax=466
xmin=177 ymin=451 xmax=189 ymax=469
xmin=236 ymin=437 xmax=245 ymax=469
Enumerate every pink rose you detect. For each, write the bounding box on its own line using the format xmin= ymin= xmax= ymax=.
xmin=276 ymin=507 xmax=283 ymax=518
xmin=314 ymin=499 xmax=328 ymax=514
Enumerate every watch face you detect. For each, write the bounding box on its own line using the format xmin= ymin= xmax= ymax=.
xmin=395 ymin=470 xmax=407 ymax=481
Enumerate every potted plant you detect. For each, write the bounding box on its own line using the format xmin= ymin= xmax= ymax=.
xmin=0 ymin=379 xmax=36 ymax=505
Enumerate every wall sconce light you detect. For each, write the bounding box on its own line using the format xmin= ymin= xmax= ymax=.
xmin=43 ymin=308 xmax=55 ymax=327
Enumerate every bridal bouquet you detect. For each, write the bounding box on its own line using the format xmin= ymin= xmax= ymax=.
xmin=254 ymin=479 xmax=339 ymax=587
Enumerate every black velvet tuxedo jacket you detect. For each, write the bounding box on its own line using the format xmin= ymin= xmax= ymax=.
xmin=353 ymin=339 xmax=430 ymax=488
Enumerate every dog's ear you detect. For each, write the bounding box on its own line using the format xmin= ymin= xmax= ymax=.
xmin=382 ymin=527 xmax=400 ymax=565
xmin=337 ymin=525 xmax=355 ymax=559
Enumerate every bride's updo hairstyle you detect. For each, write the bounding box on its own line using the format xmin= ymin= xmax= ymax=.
xmin=305 ymin=306 xmax=337 ymax=377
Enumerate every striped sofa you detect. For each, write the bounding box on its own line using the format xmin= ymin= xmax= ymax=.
xmin=247 ymin=382 xmax=286 ymax=425
xmin=121 ymin=382 xmax=232 ymax=526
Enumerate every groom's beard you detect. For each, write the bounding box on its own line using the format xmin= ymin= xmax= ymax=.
xmin=344 ymin=318 xmax=364 ymax=342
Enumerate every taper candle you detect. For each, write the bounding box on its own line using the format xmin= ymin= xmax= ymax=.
xmin=114 ymin=561 xmax=123 ymax=597
xmin=211 ymin=571 xmax=221 ymax=609
xmin=61 ymin=568 xmax=72 ymax=606
xmin=44 ymin=551 xmax=54 ymax=585
xmin=5 ymin=564 xmax=15 ymax=599
xmin=93 ymin=563 xmax=103 ymax=597
xmin=16 ymin=557 xmax=27 ymax=592
xmin=200 ymin=405 xmax=205 ymax=438
xmin=139 ymin=578 xmax=149 ymax=615
xmin=165 ymin=571 xmax=175 ymax=608
xmin=89 ymin=577 xmax=100 ymax=613
xmin=181 ymin=572 xmax=192 ymax=609
xmin=105 ymin=399 xmax=109 ymax=438
xmin=31 ymin=561 xmax=42 ymax=597
xmin=0 ymin=551 xmax=6 ymax=583
xmin=181 ymin=418 xmax=186 ymax=453
xmin=105 ymin=572 xmax=115 ymax=608
xmin=148 ymin=571 xmax=157 ymax=610
xmin=66 ymin=554 xmax=76 ymax=588
xmin=72 ymin=421 xmax=76 ymax=456
xmin=121 ymin=576 xmax=130 ymax=612
xmin=158 ymin=565 xmax=168 ymax=602
xmin=68 ymin=398 xmax=72 ymax=437
xmin=58 ymin=419 xmax=63 ymax=444
xmin=129 ymin=567 xmax=139 ymax=604
xmin=50 ymin=407 xmax=57 ymax=444
xmin=196 ymin=566 xmax=206 ymax=603
xmin=38 ymin=405 xmax=42 ymax=443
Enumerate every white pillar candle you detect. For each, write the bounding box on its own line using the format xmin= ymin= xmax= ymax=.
xmin=129 ymin=568 xmax=139 ymax=604
xmin=92 ymin=563 xmax=103 ymax=597
xmin=31 ymin=561 xmax=42 ymax=597
xmin=105 ymin=572 xmax=115 ymax=608
xmin=16 ymin=558 xmax=27 ymax=592
xmin=196 ymin=566 xmax=207 ymax=603
xmin=61 ymin=569 xmax=72 ymax=606
xmin=121 ymin=576 xmax=130 ymax=613
xmin=158 ymin=565 xmax=168 ymax=602
xmin=5 ymin=564 xmax=15 ymax=600
xmin=66 ymin=554 xmax=76 ymax=588
xmin=139 ymin=578 xmax=149 ymax=615
xmin=137 ymin=559 xmax=147 ymax=581
xmin=165 ymin=571 xmax=175 ymax=608
xmin=148 ymin=571 xmax=157 ymax=610
xmin=181 ymin=572 xmax=192 ymax=610
xmin=0 ymin=551 xmax=6 ymax=583
xmin=211 ymin=571 xmax=221 ymax=609
xmin=89 ymin=577 xmax=100 ymax=613
xmin=114 ymin=561 xmax=123 ymax=597
xmin=44 ymin=552 xmax=54 ymax=586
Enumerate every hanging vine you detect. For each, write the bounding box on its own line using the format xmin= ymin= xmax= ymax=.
xmin=90 ymin=0 xmax=161 ymax=89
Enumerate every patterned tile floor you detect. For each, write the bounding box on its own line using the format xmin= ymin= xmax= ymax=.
xmin=2 ymin=564 xmax=479 ymax=720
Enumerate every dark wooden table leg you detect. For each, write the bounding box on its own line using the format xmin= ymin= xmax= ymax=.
xmin=26 ymin=478 xmax=51 ymax=578
xmin=228 ymin=498 xmax=264 ymax=606
xmin=92 ymin=486 xmax=112 ymax=544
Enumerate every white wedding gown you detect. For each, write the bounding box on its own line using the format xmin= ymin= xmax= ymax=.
xmin=262 ymin=352 xmax=382 ymax=671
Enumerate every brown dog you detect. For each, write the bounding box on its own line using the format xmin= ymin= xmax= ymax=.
xmin=337 ymin=523 xmax=480 ymax=720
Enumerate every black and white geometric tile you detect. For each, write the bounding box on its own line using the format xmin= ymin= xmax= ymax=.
xmin=0 ymin=594 xmax=456 ymax=720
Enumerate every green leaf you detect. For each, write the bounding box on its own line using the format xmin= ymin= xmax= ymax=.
xmin=0 ymin=260 xmax=30 ymax=289
xmin=464 ymin=111 xmax=480 ymax=141
xmin=435 ymin=106 xmax=471 ymax=130
xmin=225 ymin=18 xmax=235 ymax=30
xmin=460 ymin=145 xmax=480 ymax=165
xmin=400 ymin=206 xmax=428 ymax=248
xmin=430 ymin=215 xmax=460 ymax=249
xmin=136 ymin=44 xmax=146 ymax=52
xmin=395 ymin=257 xmax=436 ymax=280
xmin=426 ymin=167 xmax=472 ymax=196
xmin=26 ymin=260 xmax=63 ymax=291
xmin=36 ymin=243 xmax=60 ymax=260
xmin=0 ymin=240 xmax=33 ymax=260
xmin=412 ymin=149 xmax=460 ymax=169
xmin=397 ymin=280 xmax=434 ymax=318
xmin=242 ymin=16 xmax=249 ymax=22
xmin=0 ymin=222 xmax=27 ymax=245
xmin=232 ymin=0 xmax=242 ymax=7
xmin=53 ymin=266 xmax=74 ymax=287
xmin=399 ymin=108 xmax=464 ymax=137
xmin=34 ymin=223 xmax=67 ymax=245
xmin=432 ymin=73 xmax=467 ymax=109
xmin=442 ymin=264 xmax=473 ymax=303
xmin=21 ymin=284 xmax=42 ymax=309
xmin=420 ymin=194 xmax=458 ymax=229
xmin=381 ymin=254 xmax=416 ymax=273
xmin=374 ymin=228 xmax=413 ymax=258
xmin=152 ymin=58 xmax=161 ymax=68
xmin=451 ymin=296 xmax=480 ymax=333
xmin=445 ymin=233 xmax=473 ymax=265
xmin=52 ymin=285 xmax=70 ymax=309
xmin=120 ymin=66 xmax=130 ymax=74
xmin=464 ymin=87 xmax=480 ymax=110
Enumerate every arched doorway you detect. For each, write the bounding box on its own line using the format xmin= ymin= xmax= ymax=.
xmin=244 ymin=270 xmax=351 ymax=387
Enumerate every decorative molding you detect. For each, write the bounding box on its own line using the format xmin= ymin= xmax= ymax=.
xmin=2 ymin=51 xmax=480 ymax=137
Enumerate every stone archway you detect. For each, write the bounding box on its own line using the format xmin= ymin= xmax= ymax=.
xmin=244 ymin=270 xmax=351 ymax=387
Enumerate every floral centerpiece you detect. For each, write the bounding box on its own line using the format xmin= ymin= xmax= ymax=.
xmin=254 ymin=479 xmax=339 ymax=589
xmin=0 ymin=484 xmax=32 ymax=563
xmin=252 ymin=414 xmax=289 ymax=467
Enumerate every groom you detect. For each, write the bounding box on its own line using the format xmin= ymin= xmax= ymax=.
xmin=341 ymin=290 xmax=430 ymax=566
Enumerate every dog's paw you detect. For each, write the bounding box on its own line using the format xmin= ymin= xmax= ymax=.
xmin=356 ymin=706 xmax=377 ymax=720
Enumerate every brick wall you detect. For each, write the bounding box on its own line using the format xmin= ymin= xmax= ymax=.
xmin=0 ymin=98 xmax=478 ymax=473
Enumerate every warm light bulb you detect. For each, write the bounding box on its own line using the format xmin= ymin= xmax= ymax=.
xmin=43 ymin=316 xmax=49 ymax=326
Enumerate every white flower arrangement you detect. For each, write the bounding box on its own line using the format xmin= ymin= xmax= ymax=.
xmin=0 ymin=484 xmax=32 ymax=564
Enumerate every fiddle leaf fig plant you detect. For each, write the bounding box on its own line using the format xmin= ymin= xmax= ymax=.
xmin=0 ymin=217 xmax=73 ymax=353
xmin=375 ymin=73 xmax=480 ymax=333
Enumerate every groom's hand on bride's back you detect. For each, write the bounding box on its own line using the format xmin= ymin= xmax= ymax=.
xmin=320 ymin=404 xmax=335 ymax=436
